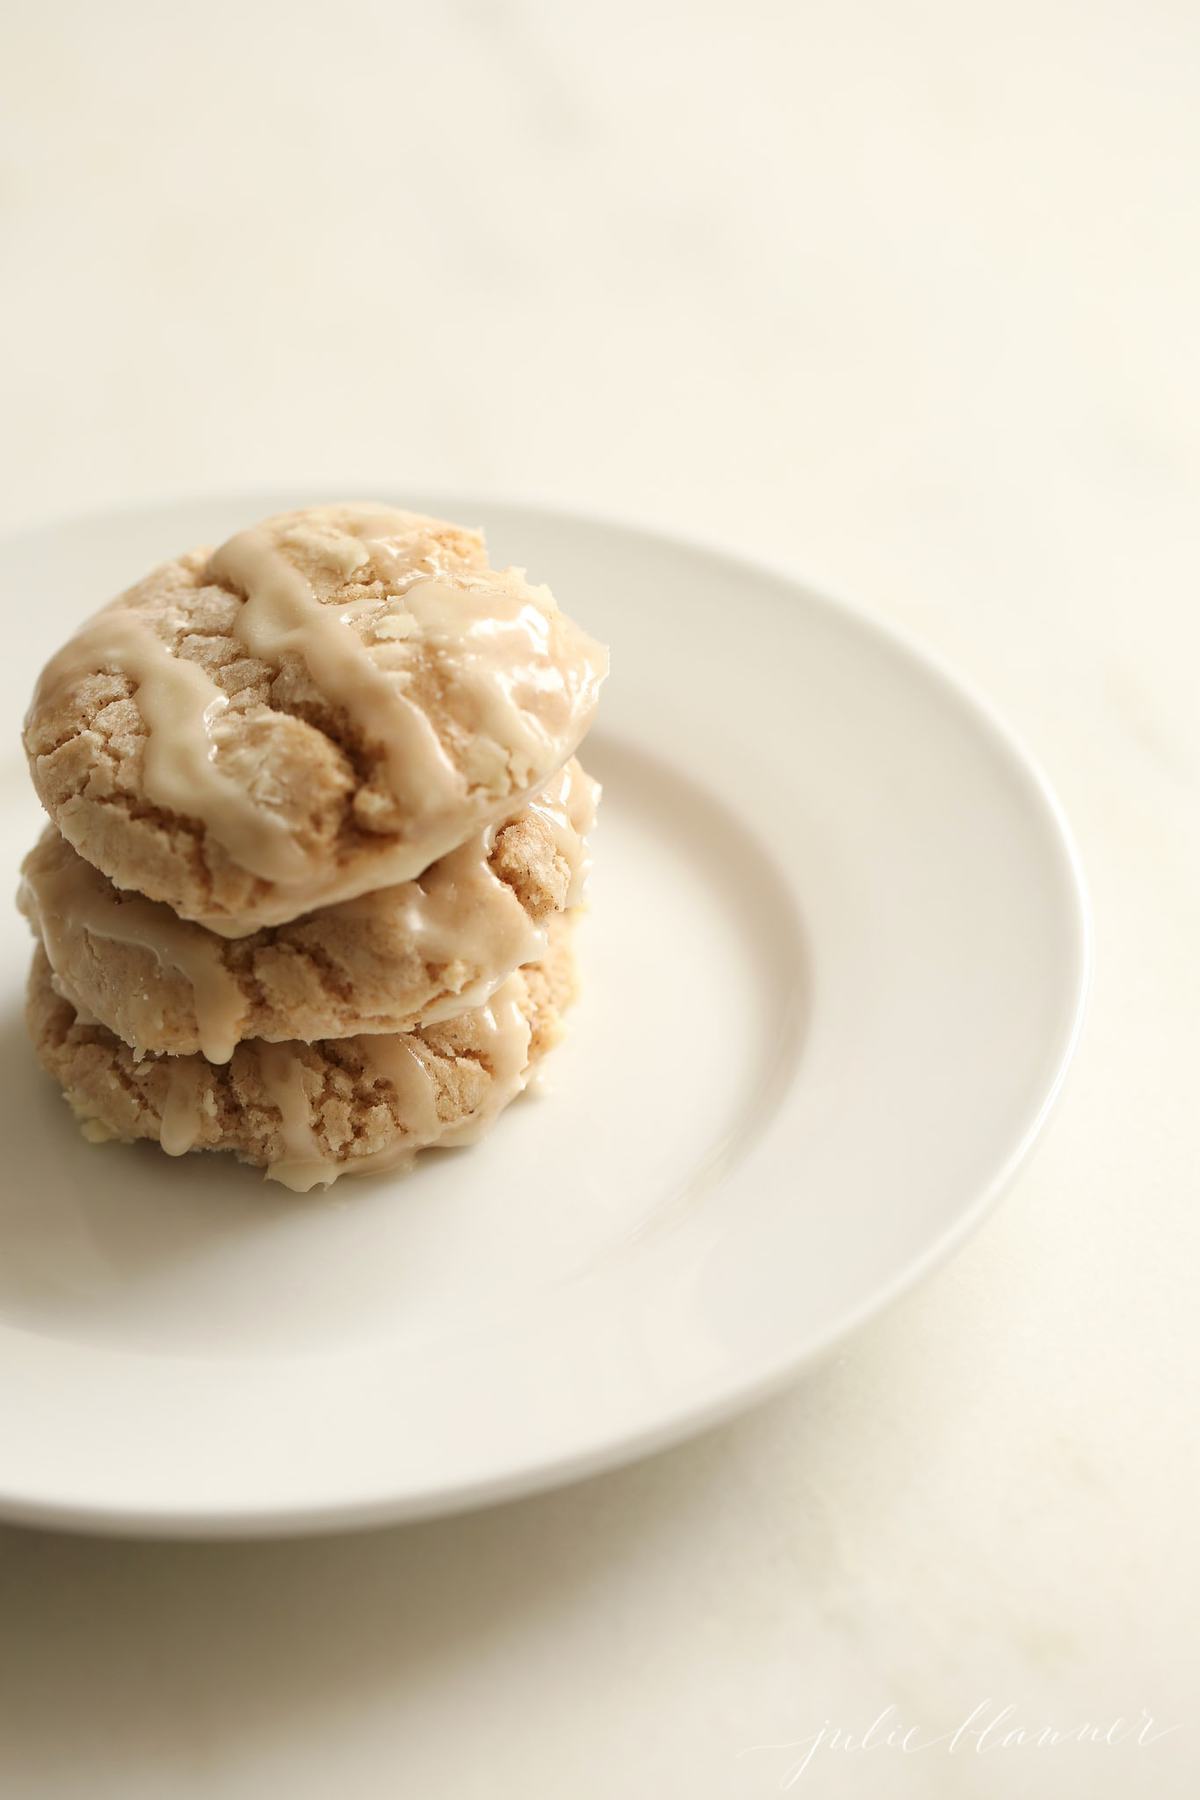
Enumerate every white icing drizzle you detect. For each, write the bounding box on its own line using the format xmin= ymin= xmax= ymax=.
xmin=259 ymin=972 xmax=534 ymax=1191
xmin=352 ymin=1036 xmax=444 ymax=1145
xmin=254 ymin=1043 xmax=331 ymax=1194
xmin=334 ymin=820 xmax=546 ymax=1020
xmin=436 ymin=981 xmax=533 ymax=1147
xmin=160 ymin=1061 xmax=207 ymax=1157
xmin=391 ymin=575 xmax=556 ymax=788
xmin=19 ymin=831 xmax=249 ymax=1063
xmin=526 ymin=759 xmax=601 ymax=906
xmin=30 ymin=609 xmax=311 ymax=885
xmin=209 ymin=525 xmax=466 ymax=837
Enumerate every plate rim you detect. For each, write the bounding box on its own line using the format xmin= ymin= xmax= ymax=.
xmin=0 ymin=490 xmax=1093 ymax=1538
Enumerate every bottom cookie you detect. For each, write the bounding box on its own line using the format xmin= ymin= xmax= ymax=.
xmin=26 ymin=919 xmax=578 ymax=1191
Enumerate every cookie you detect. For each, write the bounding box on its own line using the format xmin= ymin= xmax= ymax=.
xmin=24 ymin=504 xmax=608 ymax=935
xmin=26 ymin=919 xmax=578 ymax=1192
xmin=20 ymin=760 xmax=597 ymax=1062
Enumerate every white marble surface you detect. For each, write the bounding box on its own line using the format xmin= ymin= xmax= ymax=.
xmin=1 ymin=2 xmax=1197 ymax=1794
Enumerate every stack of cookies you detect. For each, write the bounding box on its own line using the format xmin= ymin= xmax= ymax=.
xmin=18 ymin=504 xmax=608 ymax=1190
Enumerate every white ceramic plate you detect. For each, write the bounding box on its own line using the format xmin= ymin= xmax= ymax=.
xmin=0 ymin=495 xmax=1089 ymax=1537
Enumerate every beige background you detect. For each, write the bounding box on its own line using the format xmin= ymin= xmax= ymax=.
xmin=1 ymin=2 xmax=1197 ymax=1795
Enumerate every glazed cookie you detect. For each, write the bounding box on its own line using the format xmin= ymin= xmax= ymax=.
xmin=20 ymin=761 xmax=597 ymax=1062
xmin=24 ymin=504 xmax=608 ymax=935
xmin=26 ymin=920 xmax=578 ymax=1192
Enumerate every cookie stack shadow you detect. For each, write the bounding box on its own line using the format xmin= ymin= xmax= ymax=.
xmin=17 ymin=505 xmax=607 ymax=1191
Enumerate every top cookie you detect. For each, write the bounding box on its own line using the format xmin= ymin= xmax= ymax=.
xmin=24 ymin=503 xmax=608 ymax=935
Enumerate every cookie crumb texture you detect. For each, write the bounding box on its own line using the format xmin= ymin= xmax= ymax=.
xmin=26 ymin=923 xmax=578 ymax=1192
xmin=23 ymin=504 xmax=608 ymax=934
